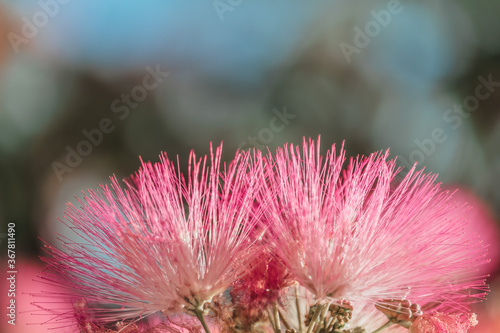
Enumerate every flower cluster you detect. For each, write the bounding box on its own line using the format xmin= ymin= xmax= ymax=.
xmin=38 ymin=138 xmax=489 ymax=333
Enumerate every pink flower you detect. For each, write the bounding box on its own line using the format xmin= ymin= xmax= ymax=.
xmin=39 ymin=145 xmax=261 ymax=328
xmin=211 ymin=229 xmax=294 ymax=332
xmin=260 ymin=137 xmax=488 ymax=312
xmin=445 ymin=186 xmax=500 ymax=275
xmin=0 ymin=259 xmax=69 ymax=333
xmin=409 ymin=312 xmax=478 ymax=333
xmin=231 ymin=254 xmax=294 ymax=310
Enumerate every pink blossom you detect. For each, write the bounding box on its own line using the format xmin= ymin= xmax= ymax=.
xmin=260 ymin=137 xmax=488 ymax=312
xmin=445 ymin=186 xmax=500 ymax=275
xmin=210 ymin=227 xmax=294 ymax=332
xmin=409 ymin=312 xmax=478 ymax=333
xmin=0 ymin=259 xmax=69 ymax=333
xmin=38 ymin=145 xmax=261 ymax=327
xmin=231 ymin=254 xmax=294 ymax=310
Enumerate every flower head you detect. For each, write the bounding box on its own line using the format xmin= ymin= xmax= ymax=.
xmin=39 ymin=144 xmax=261 ymax=326
xmin=409 ymin=312 xmax=478 ymax=333
xmin=260 ymin=137 xmax=488 ymax=313
xmin=231 ymin=254 xmax=293 ymax=309
xmin=37 ymin=138 xmax=489 ymax=332
xmin=211 ymin=235 xmax=294 ymax=332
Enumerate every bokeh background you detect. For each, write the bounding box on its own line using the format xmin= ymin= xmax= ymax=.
xmin=0 ymin=0 xmax=499 ymax=332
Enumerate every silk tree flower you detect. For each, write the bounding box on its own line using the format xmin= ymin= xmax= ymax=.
xmin=213 ymin=253 xmax=294 ymax=332
xmin=409 ymin=313 xmax=478 ymax=333
xmin=259 ymin=138 xmax=488 ymax=323
xmin=38 ymin=145 xmax=261 ymax=331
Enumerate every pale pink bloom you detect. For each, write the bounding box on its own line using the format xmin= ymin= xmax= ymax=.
xmin=409 ymin=312 xmax=478 ymax=333
xmin=214 ymin=253 xmax=294 ymax=332
xmin=260 ymin=137 xmax=488 ymax=313
xmin=231 ymin=253 xmax=294 ymax=310
xmin=445 ymin=186 xmax=500 ymax=275
xmin=73 ymin=304 xmax=219 ymax=333
xmin=0 ymin=259 xmax=70 ymax=333
xmin=470 ymin=279 xmax=500 ymax=333
xmin=39 ymin=145 xmax=261 ymax=327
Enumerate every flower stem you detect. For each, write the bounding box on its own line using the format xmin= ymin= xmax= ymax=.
xmin=279 ymin=308 xmax=292 ymax=331
xmin=306 ymin=304 xmax=324 ymax=333
xmin=325 ymin=316 xmax=336 ymax=333
xmin=273 ymin=302 xmax=282 ymax=332
xmin=295 ymin=286 xmax=303 ymax=333
xmin=268 ymin=307 xmax=277 ymax=332
xmin=314 ymin=302 xmax=330 ymax=333
xmin=194 ymin=307 xmax=211 ymax=333
xmin=370 ymin=320 xmax=394 ymax=333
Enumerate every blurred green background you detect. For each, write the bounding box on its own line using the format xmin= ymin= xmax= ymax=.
xmin=0 ymin=0 xmax=499 ymax=331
